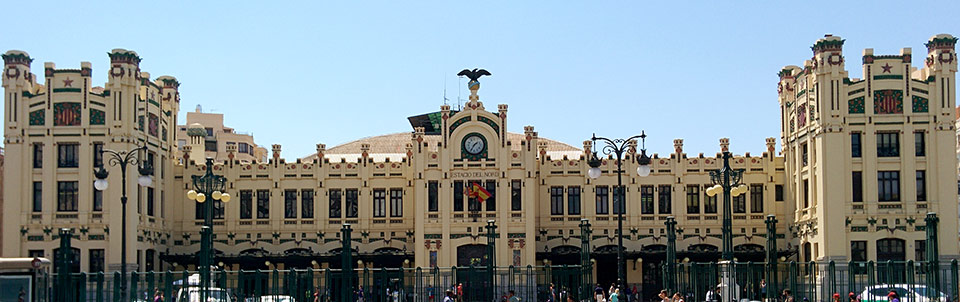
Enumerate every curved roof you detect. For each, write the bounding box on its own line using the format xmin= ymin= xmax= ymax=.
xmin=301 ymin=132 xmax=581 ymax=162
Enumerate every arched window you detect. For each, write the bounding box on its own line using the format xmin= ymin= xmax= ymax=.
xmin=877 ymin=238 xmax=906 ymax=262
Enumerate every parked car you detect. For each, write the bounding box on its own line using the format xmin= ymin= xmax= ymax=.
xmin=175 ymin=286 xmax=234 ymax=302
xmin=243 ymin=295 xmax=296 ymax=302
xmin=860 ymin=284 xmax=947 ymax=302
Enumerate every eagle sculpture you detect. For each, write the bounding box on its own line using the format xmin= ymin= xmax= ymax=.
xmin=457 ymin=68 xmax=491 ymax=82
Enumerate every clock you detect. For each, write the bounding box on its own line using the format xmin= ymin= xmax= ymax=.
xmin=464 ymin=135 xmax=485 ymax=155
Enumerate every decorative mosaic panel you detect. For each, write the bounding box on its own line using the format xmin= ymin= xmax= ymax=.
xmin=477 ymin=116 xmax=500 ymax=135
xmin=138 ymin=116 xmax=144 ymax=131
xmin=29 ymin=109 xmax=45 ymax=126
xmin=162 ymin=127 xmax=167 ymax=141
xmin=873 ymin=90 xmax=903 ymax=114
xmin=848 ymin=97 xmax=865 ymax=114
xmin=448 ymin=116 xmax=471 ymax=135
xmin=797 ymin=104 xmax=806 ymax=128
xmin=89 ymin=109 xmax=105 ymax=125
xmin=912 ymin=96 xmax=929 ymax=113
xmin=148 ymin=113 xmax=159 ymax=137
xmin=53 ymin=102 xmax=81 ymax=126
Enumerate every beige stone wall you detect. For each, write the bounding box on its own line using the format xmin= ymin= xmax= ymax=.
xmin=175 ymin=109 xmax=266 ymax=164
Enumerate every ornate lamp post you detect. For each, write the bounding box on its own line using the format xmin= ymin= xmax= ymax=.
xmin=704 ymin=148 xmax=748 ymax=302
xmin=586 ymin=132 xmax=651 ymax=292
xmin=185 ymin=158 xmax=230 ymax=300
xmin=94 ymin=145 xmax=153 ymax=302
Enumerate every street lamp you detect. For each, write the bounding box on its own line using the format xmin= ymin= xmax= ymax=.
xmin=185 ymin=157 xmax=229 ymax=301
xmin=704 ymin=151 xmax=747 ymax=261
xmin=586 ymin=132 xmax=651 ymax=292
xmin=94 ymin=145 xmax=153 ymax=302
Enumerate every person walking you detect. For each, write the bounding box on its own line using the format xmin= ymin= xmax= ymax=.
xmin=887 ymin=291 xmax=900 ymax=302
xmin=548 ymin=283 xmax=557 ymax=302
xmin=782 ymin=289 xmax=794 ymax=302
xmin=153 ymin=288 xmax=164 ymax=302
xmin=443 ymin=290 xmax=455 ymax=302
xmin=457 ymin=283 xmax=464 ymax=302
xmin=507 ymin=290 xmax=521 ymax=302
xmin=595 ymin=284 xmax=606 ymax=302
xmin=610 ymin=288 xmax=621 ymax=302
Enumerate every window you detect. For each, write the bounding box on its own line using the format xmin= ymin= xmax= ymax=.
xmin=550 ymin=187 xmax=564 ymax=215
xmin=467 ymin=182 xmax=481 ymax=211
xmin=427 ymin=181 xmax=440 ymax=212
xmin=640 ymin=185 xmax=654 ymax=214
xmin=775 ymin=185 xmax=784 ymax=201
xmin=658 ymin=185 xmax=671 ymax=214
xmin=851 ymin=133 xmax=862 ymax=158
xmin=238 ymin=142 xmax=250 ymax=154
xmin=33 ymin=143 xmax=43 ymax=168
xmin=205 ymin=127 xmax=213 ymax=136
xmin=750 ymin=184 xmax=763 ymax=213
xmin=802 ymin=242 xmax=812 ymax=263
xmin=916 ymin=170 xmax=926 ymax=202
xmin=915 ymin=240 xmax=926 ymax=262
xmin=93 ymin=142 xmax=104 ymax=167
xmin=915 ymin=132 xmax=925 ymax=157
xmin=345 ymin=189 xmax=358 ymax=218
xmin=58 ymin=143 xmax=79 ymax=168
xmin=373 ymin=189 xmax=386 ymax=218
xmin=428 ymin=182 xmax=439 ymax=212
xmin=485 ymin=180 xmax=496 ymax=211
xmin=733 ymin=195 xmax=746 ymax=213
xmin=88 ymin=249 xmax=105 ymax=272
xmin=567 ymin=186 xmax=581 ymax=215
xmin=256 ymin=190 xmax=270 ymax=219
xmin=239 ymin=190 xmax=253 ymax=219
xmin=511 ymin=180 xmax=522 ymax=211
xmin=204 ymin=141 xmax=217 ymax=152
xmin=28 ymin=250 xmax=44 ymax=259
xmin=878 ymin=171 xmax=900 ymax=202
xmin=802 ymin=180 xmax=810 ymax=208
xmin=33 ymin=182 xmax=42 ymax=212
xmin=851 ymin=241 xmax=867 ymax=262
xmin=328 ymin=189 xmax=342 ymax=218
xmin=144 ymin=249 xmax=155 ymax=272
xmin=92 ymin=183 xmax=102 ymax=211
xmin=57 ymin=181 xmax=78 ymax=211
xmin=453 ymin=181 xmax=464 ymax=212
xmin=146 ymin=187 xmax=155 ymax=216
xmin=595 ymin=186 xmax=609 ymax=215
xmin=612 ymin=186 xmax=625 ymax=214
xmin=284 ymin=190 xmax=297 ymax=219
xmin=686 ymin=185 xmax=700 ymax=214
xmin=196 ymin=194 xmax=224 ymax=220
xmin=53 ymin=248 xmax=80 ymax=274
xmin=877 ymin=238 xmax=906 ymax=262
xmin=852 ymin=171 xmax=863 ymax=202
xmin=704 ymin=191 xmax=717 ymax=214
xmin=390 ymin=188 xmax=403 ymax=217
xmin=301 ymin=189 xmax=314 ymax=219
xmin=801 ymin=143 xmax=809 ymax=166
xmin=877 ymin=133 xmax=900 ymax=157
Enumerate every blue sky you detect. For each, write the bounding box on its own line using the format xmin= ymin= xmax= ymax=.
xmin=2 ymin=1 xmax=958 ymax=158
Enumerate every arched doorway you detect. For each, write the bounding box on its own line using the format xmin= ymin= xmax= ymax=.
xmin=456 ymin=244 xmax=489 ymax=267
xmin=734 ymin=244 xmax=765 ymax=262
xmin=593 ymin=245 xmax=622 ymax=291
xmin=455 ymin=244 xmax=492 ymax=301
xmin=548 ymin=245 xmax=582 ymax=265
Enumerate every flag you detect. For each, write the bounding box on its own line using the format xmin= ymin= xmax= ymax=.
xmin=468 ymin=182 xmax=492 ymax=203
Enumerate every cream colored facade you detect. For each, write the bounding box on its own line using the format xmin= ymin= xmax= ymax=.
xmin=175 ymin=106 xmax=267 ymax=164
xmin=2 ymin=34 xmax=958 ymax=289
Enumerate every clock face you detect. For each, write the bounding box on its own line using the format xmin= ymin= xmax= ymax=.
xmin=464 ymin=135 xmax=485 ymax=155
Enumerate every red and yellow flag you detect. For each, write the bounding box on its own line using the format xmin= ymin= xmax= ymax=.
xmin=468 ymin=182 xmax=492 ymax=203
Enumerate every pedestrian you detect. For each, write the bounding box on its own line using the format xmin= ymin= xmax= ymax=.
xmin=457 ymin=283 xmax=464 ymax=302
xmin=313 ymin=287 xmax=320 ymax=302
xmin=782 ymin=289 xmax=794 ymax=302
xmin=659 ymin=289 xmax=671 ymax=302
xmin=673 ymin=292 xmax=684 ymax=302
xmin=833 ymin=293 xmax=842 ymax=302
xmin=632 ymin=285 xmax=639 ymax=302
xmin=610 ymin=288 xmax=620 ymax=302
xmin=507 ymin=290 xmax=521 ymax=302
xmin=596 ymin=284 xmax=606 ymax=302
xmin=848 ymin=292 xmax=858 ymax=302
xmin=427 ymin=285 xmax=435 ymax=302
xmin=153 ymin=288 xmax=164 ymax=302
xmin=443 ymin=290 xmax=455 ymax=302
xmin=887 ymin=290 xmax=900 ymax=302
xmin=706 ymin=286 xmax=717 ymax=302
xmin=624 ymin=286 xmax=632 ymax=302
xmin=357 ymin=285 xmax=365 ymax=302
xmin=760 ymin=279 xmax=767 ymax=300
xmin=548 ymin=283 xmax=556 ymax=302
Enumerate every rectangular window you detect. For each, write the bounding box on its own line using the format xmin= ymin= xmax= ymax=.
xmin=467 ymin=181 xmax=480 ymax=212
xmin=803 ymin=180 xmax=810 ymax=208
xmin=704 ymin=192 xmax=717 ymax=214
xmin=550 ymin=186 xmax=564 ymax=215
xmin=915 ymin=240 xmax=926 ymax=262
xmin=915 ymin=132 xmax=925 ymax=157
xmin=345 ymin=189 xmax=358 ymax=218
xmin=801 ymin=143 xmax=809 ymax=166
xmin=612 ymin=186 xmax=625 ymax=214
xmin=284 ymin=190 xmax=297 ymax=219
xmin=851 ymin=133 xmax=862 ymax=158
xmin=58 ymin=143 xmax=79 ymax=168
xmin=851 ymin=241 xmax=867 ymax=262
xmin=89 ymin=249 xmax=105 ymax=272
xmin=686 ymin=185 xmax=700 ymax=214
xmin=485 ymin=180 xmax=496 ymax=211
xmin=640 ymin=185 xmax=654 ymax=214
xmin=852 ymin=171 xmax=863 ymax=202
xmin=144 ymin=249 xmax=155 ymax=272
xmin=33 ymin=182 xmax=42 ymax=212
xmin=328 ymin=189 xmax=342 ymax=218
xmin=658 ymin=185 xmax=671 ymax=214
xmin=33 ymin=143 xmax=43 ymax=168
xmin=92 ymin=183 xmax=102 ymax=211
xmin=373 ymin=189 xmax=386 ymax=218
xmin=733 ymin=195 xmax=746 ymax=213
xmin=878 ymin=171 xmax=900 ymax=202
xmin=146 ymin=187 xmax=155 ymax=216
xmin=511 ymin=180 xmax=522 ymax=211
xmin=595 ymin=186 xmax=609 ymax=215
xmin=567 ymin=186 xmax=581 ymax=215
xmin=453 ymin=181 xmax=464 ymax=212
xmin=239 ymin=190 xmax=252 ymax=219
xmin=93 ymin=142 xmax=104 ymax=168
xmin=775 ymin=185 xmax=784 ymax=201
xmin=57 ymin=181 xmax=78 ymax=212
xmin=916 ymin=170 xmax=926 ymax=202
xmin=212 ymin=199 xmax=225 ymax=220
xmin=877 ymin=132 xmax=900 ymax=157
xmin=301 ymin=189 xmax=314 ymax=219
xmin=428 ymin=182 xmax=439 ymax=212
xmin=28 ymin=250 xmax=44 ymax=259
xmin=390 ymin=188 xmax=403 ymax=217
xmin=256 ymin=190 xmax=270 ymax=219
xmin=750 ymin=184 xmax=763 ymax=213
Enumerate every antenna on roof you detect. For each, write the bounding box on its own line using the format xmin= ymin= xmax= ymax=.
xmin=443 ymin=75 xmax=449 ymax=106
xmin=457 ymin=75 xmax=463 ymax=111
